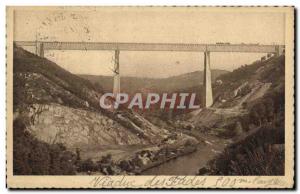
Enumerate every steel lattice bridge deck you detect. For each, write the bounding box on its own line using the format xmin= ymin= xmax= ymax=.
xmin=14 ymin=41 xmax=284 ymax=53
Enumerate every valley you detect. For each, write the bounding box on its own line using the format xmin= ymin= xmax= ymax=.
xmin=13 ymin=44 xmax=285 ymax=176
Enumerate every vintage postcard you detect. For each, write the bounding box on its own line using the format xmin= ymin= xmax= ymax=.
xmin=6 ymin=6 xmax=294 ymax=189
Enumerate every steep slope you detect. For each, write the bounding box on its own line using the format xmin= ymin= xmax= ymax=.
xmin=13 ymin=45 xmax=201 ymax=175
xmin=13 ymin=45 xmax=101 ymax=111
xmin=13 ymin=45 xmax=172 ymax=149
xmin=213 ymin=55 xmax=284 ymax=108
xmin=193 ymin=55 xmax=285 ymax=175
xmin=189 ymin=55 xmax=285 ymax=131
xmin=198 ymin=117 xmax=285 ymax=175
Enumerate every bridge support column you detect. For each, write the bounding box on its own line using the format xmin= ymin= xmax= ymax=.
xmin=203 ymin=51 xmax=213 ymax=107
xmin=275 ymin=45 xmax=285 ymax=56
xmin=113 ymin=50 xmax=120 ymax=98
xmin=36 ymin=42 xmax=44 ymax=57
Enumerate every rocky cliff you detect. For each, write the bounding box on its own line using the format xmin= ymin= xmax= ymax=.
xmin=13 ymin=45 xmax=171 ymax=149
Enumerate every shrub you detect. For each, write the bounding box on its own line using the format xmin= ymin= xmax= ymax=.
xmin=78 ymin=159 xmax=97 ymax=172
xmin=200 ymin=124 xmax=284 ymax=175
xmin=13 ymin=118 xmax=76 ymax=175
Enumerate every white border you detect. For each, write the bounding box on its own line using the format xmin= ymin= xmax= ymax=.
xmin=1 ymin=0 xmax=298 ymax=193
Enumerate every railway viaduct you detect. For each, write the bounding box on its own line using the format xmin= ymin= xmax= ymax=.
xmin=14 ymin=41 xmax=285 ymax=107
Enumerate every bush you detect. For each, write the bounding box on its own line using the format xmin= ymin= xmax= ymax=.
xmin=78 ymin=159 xmax=97 ymax=172
xmin=13 ymin=118 xmax=76 ymax=175
xmin=200 ymin=123 xmax=284 ymax=175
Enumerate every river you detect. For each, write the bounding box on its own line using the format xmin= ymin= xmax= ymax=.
xmin=142 ymin=136 xmax=229 ymax=175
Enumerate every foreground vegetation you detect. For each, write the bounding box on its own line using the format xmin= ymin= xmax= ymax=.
xmin=198 ymin=55 xmax=285 ymax=176
xmin=13 ymin=118 xmax=77 ymax=175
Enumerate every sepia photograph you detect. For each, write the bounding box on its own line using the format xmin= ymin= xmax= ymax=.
xmin=6 ymin=6 xmax=294 ymax=189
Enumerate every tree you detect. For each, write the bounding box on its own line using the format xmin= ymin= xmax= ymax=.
xmin=250 ymin=107 xmax=261 ymax=126
xmin=93 ymin=82 xmax=104 ymax=93
xmin=234 ymin=121 xmax=244 ymax=136
xmin=79 ymin=158 xmax=97 ymax=172
xmin=264 ymin=98 xmax=275 ymax=122
xmin=13 ymin=118 xmax=76 ymax=175
xmin=75 ymin=148 xmax=81 ymax=164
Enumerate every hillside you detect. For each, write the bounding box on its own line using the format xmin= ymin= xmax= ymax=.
xmin=79 ymin=69 xmax=228 ymax=94
xmin=212 ymin=55 xmax=285 ymax=108
xmin=192 ymin=55 xmax=285 ymax=175
xmin=188 ymin=55 xmax=285 ymax=127
xmin=13 ymin=45 xmax=198 ymax=175
xmin=13 ymin=45 xmax=101 ymax=112
xmin=198 ymin=119 xmax=285 ymax=175
xmin=13 ymin=45 xmax=173 ymax=146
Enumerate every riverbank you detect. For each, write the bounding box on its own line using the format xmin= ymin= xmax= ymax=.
xmin=135 ymin=144 xmax=197 ymax=174
xmin=76 ymin=133 xmax=199 ymax=175
xmin=142 ymin=135 xmax=229 ymax=175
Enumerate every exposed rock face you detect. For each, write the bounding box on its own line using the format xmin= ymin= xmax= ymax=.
xmin=13 ymin=46 xmax=173 ymax=149
xmin=25 ymin=103 xmax=149 ymax=148
xmin=23 ymin=103 xmax=172 ymax=148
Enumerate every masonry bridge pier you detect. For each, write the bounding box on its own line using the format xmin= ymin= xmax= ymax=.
xmin=14 ymin=41 xmax=285 ymax=108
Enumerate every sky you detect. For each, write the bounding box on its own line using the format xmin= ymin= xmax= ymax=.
xmin=14 ymin=7 xmax=286 ymax=78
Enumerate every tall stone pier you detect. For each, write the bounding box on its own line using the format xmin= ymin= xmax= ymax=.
xmin=36 ymin=42 xmax=44 ymax=57
xmin=203 ymin=51 xmax=213 ymax=107
xmin=113 ymin=50 xmax=120 ymax=98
